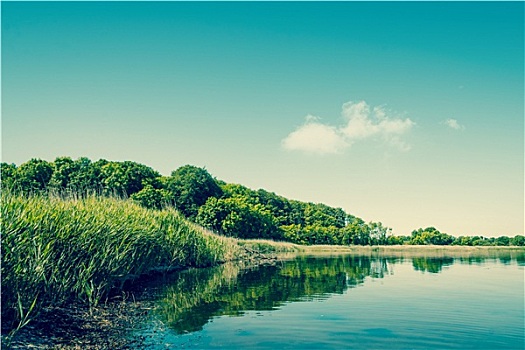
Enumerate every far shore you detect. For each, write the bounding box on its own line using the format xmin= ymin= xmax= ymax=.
xmin=294 ymin=244 xmax=525 ymax=258
xmin=239 ymin=239 xmax=525 ymax=259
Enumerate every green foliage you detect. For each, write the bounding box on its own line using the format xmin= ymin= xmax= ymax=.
xmin=168 ymin=165 xmax=223 ymax=219
xmin=510 ymin=235 xmax=525 ymax=246
xmin=196 ymin=196 xmax=282 ymax=239
xmin=5 ymin=156 xmax=521 ymax=248
xmin=410 ymin=227 xmax=455 ymax=245
xmin=304 ymin=203 xmax=346 ymax=228
xmin=99 ymin=160 xmax=160 ymax=197
xmin=296 ymin=224 xmax=339 ymax=245
xmin=1 ymin=192 xmax=240 ymax=332
xmin=201 ymin=182 xmax=404 ymax=246
xmin=386 ymin=235 xmax=410 ymax=245
xmin=339 ymin=218 xmax=368 ymax=245
xmin=494 ymin=235 xmax=510 ymax=246
xmin=49 ymin=157 xmax=103 ymax=194
xmin=453 ymin=236 xmax=474 ymax=246
xmin=451 ymin=235 xmax=522 ymax=246
xmin=8 ymin=159 xmax=54 ymax=194
xmin=130 ymin=185 xmax=172 ymax=210
xmin=1 ymin=162 xmax=18 ymax=190
xmin=368 ymin=222 xmax=391 ymax=245
xmin=49 ymin=156 xmax=76 ymax=190
xmin=215 ymin=183 xmax=368 ymax=245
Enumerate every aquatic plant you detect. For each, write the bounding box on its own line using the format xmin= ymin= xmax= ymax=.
xmin=0 ymin=192 xmax=240 ymax=333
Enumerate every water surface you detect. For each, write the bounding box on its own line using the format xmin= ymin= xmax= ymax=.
xmin=138 ymin=251 xmax=524 ymax=349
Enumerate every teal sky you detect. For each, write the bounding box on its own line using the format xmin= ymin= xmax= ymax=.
xmin=2 ymin=2 xmax=523 ymax=237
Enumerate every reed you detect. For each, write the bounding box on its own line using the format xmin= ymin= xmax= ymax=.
xmin=1 ymin=192 xmax=240 ymax=333
xmin=237 ymin=238 xmax=301 ymax=253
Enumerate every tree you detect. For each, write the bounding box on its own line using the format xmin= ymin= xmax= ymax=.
xmin=99 ymin=160 xmax=160 ymax=197
xmin=281 ymin=224 xmax=303 ymax=244
xmin=368 ymin=222 xmax=391 ymax=245
xmin=196 ymin=196 xmax=282 ymax=239
xmin=452 ymin=236 xmax=473 ymax=246
xmin=67 ymin=157 xmax=103 ymax=194
xmin=386 ymin=235 xmax=409 ymax=245
xmin=494 ymin=236 xmax=510 ymax=246
xmin=49 ymin=157 xmax=76 ymax=191
xmin=15 ymin=159 xmax=54 ymax=194
xmin=410 ymin=227 xmax=454 ymax=245
xmin=0 ymin=163 xmax=17 ymax=190
xmin=130 ymin=185 xmax=171 ymax=210
xmin=469 ymin=236 xmax=491 ymax=246
xmin=304 ymin=203 xmax=346 ymax=228
xmin=510 ymin=235 xmax=525 ymax=246
xmin=168 ymin=166 xmax=223 ymax=219
xmin=195 ymin=197 xmax=230 ymax=233
xmin=341 ymin=218 xmax=371 ymax=245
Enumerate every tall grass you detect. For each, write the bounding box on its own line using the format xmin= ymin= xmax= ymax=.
xmin=1 ymin=192 xmax=240 ymax=333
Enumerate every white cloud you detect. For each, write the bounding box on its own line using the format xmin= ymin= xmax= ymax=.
xmin=282 ymin=100 xmax=415 ymax=154
xmin=444 ymin=118 xmax=465 ymax=130
xmin=281 ymin=116 xmax=348 ymax=154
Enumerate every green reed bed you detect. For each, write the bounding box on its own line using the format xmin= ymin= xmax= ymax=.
xmin=1 ymin=193 xmax=240 ymax=334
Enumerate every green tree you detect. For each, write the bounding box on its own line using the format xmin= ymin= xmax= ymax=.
xmin=195 ymin=197 xmax=230 ymax=233
xmin=14 ymin=159 xmax=54 ymax=194
xmin=196 ymin=196 xmax=281 ymax=239
xmin=67 ymin=157 xmax=103 ymax=194
xmin=304 ymin=203 xmax=346 ymax=228
xmin=99 ymin=160 xmax=160 ymax=197
xmin=510 ymin=235 xmax=525 ymax=246
xmin=494 ymin=236 xmax=510 ymax=246
xmin=168 ymin=166 xmax=223 ymax=219
xmin=299 ymin=224 xmax=339 ymax=245
xmin=341 ymin=218 xmax=371 ymax=245
xmin=130 ymin=184 xmax=171 ymax=210
xmin=368 ymin=222 xmax=391 ymax=245
xmin=386 ymin=235 xmax=409 ymax=245
xmin=0 ymin=163 xmax=17 ymax=190
xmin=469 ymin=236 xmax=491 ymax=246
xmin=281 ymin=224 xmax=303 ymax=244
xmin=49 ymin=157 xmax=103 ymax=194
xmin=49 ymin=157 xmax=76 ymax=191
xmin=410 ymin=227 xmax=454 ymax=245
xmin=452 ymin=236 xmax=473 ymax=246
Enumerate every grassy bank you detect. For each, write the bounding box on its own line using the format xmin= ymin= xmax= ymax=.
xmin=1 ymin=193 xmax=241 ymax=334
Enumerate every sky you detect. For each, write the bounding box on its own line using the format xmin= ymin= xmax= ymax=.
xmin=2 ymin=1 xmax=523 ymax=237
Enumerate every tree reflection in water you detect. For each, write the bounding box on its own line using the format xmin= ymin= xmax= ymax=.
xmin=151 ymin=253 xmax=523 ymax=334
xmin=412 ymin=257 xmax=454 ymax=273
xmin=153 ymin=255 xmax=397 ymax=333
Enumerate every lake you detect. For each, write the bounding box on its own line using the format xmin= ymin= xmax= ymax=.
xmin=136 ymin=250 xmax=524 ymax=349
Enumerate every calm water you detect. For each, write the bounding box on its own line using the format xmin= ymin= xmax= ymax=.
xmin=137 ymin=251 xmax=524 ymax=349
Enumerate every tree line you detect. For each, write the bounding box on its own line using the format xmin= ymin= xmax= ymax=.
xmin=1 ymin=157 xmax=523 ymax=246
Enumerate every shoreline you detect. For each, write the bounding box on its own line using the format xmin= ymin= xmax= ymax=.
xmin=239 ymin=239 xmax=525 ymax=259
xmin=298 ymin=244 xmax=524 ymax=253
xmin=3 ymin=245 xmax=523 ymax=349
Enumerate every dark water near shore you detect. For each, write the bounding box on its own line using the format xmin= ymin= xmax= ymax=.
xmin=137 ymin=252 xmax=524 ymax=349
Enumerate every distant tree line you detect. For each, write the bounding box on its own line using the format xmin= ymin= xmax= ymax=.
xmin=1 ymin=157 xmax=523 ymax=246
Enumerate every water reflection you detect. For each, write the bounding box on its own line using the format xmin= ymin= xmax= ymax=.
xmin=155 ymin=255 xmax=395 ymax=333
xmin=412 ymin=257 xmax=454 ymax=273
xmin=150 ymin=251 xmax=524 ymax=335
